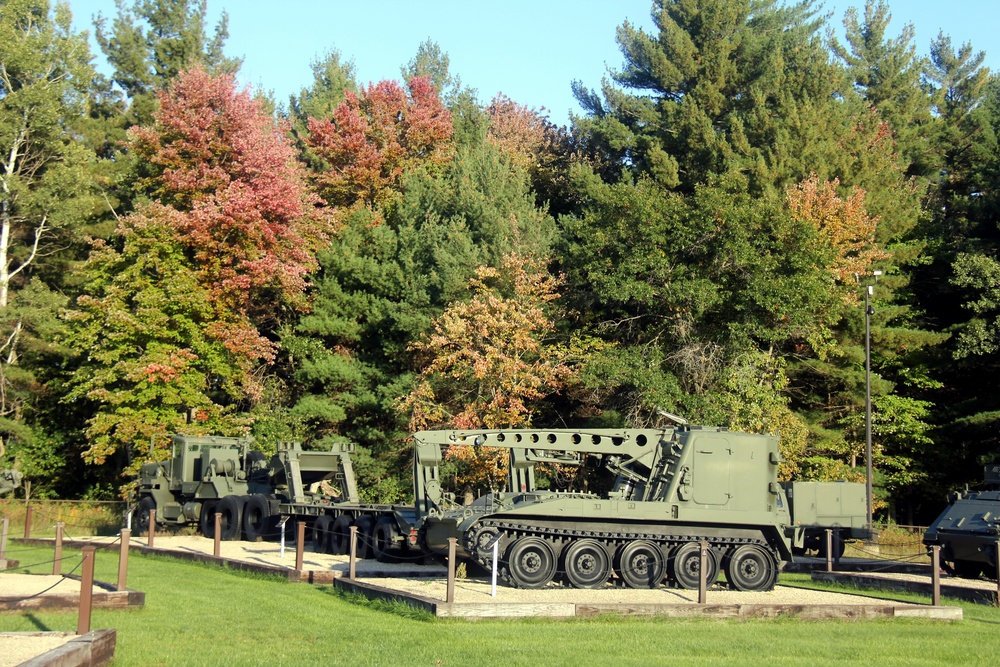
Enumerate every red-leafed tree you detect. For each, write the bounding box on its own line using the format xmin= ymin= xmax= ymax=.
xmin=306 ymin=77 xmax=453 ymax=210
xmin=131 ymin=66 xmax=325 ymax=347
xmin=67 ymin=67 xmax=324 ymax=487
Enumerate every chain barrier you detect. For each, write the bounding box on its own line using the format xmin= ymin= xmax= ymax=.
xmin=3 ymin=553 xmax=87 ymax=604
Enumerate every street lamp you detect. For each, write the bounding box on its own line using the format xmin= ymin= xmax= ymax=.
xmin=854 ymin=270 xmax=881 ymax=537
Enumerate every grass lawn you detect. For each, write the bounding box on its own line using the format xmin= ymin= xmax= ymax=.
xmin=1 ymin=542 xmax=997 ymax=666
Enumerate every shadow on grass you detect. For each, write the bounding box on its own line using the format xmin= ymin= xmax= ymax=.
xmin=317 ymin=585 xmax=436 ymax=622
xmin=23 ymin=614 xmax=51 ymax=632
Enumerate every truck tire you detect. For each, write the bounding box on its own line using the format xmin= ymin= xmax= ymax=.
xmin=217 ymin=495 xmax=245 ymax=541
xmin=373 ymin=516 xmax=402 ymax=563
xmin=330 ymin=515 xmax=353 ymax=555
xmin=353 ymin=515 xmax=376 ymax=559
xmin=313 ymin=514 xmax=334 ymax=553
xmin=134 ymin=497 xmax=156 ymax=536
xmin=199 ymin=500 xmax=219 ymax=538
xmin=243 ymin=494 xmax=272 ymax=541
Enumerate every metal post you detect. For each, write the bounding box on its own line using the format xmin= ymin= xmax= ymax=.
xmin=214 ymin=513 xmax=222 ymax=557
xmin=77 ymin=546 xmax=96 ymax=635
xmin=995 ymin=539 xmax=999 ymax=606
xmin=931 ymin=545 xmax=941 ymax=606
xmin=491 ymin=539 xmax=499 ymax=598
xmin=349 ymin=526 xmax=357 ymax=579
xmin=1 ymin=516 xmax=8 ymax=561
xmin=23 ymin=504 xmax=31 ymax=539
xmin=825 ymin=529 xmax=833 ymax=573
xmin=698 ymin=540 xmax=708 ymax=604
xmin=117 ymin=529 xmax=130 ymax=591
xmin=864 ymin=284 xmax=875 ymax=536
xmin=446 ymin=537 xmax=457 ymax=603
xmin=295 ymin=521 xmax=305 ymax=573
xmin=53 ymin=522 xmax=64 ymax=575
xmin=147 ymin=509 xmax=156 ymax=548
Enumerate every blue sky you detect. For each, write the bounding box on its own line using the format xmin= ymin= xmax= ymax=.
xmin=67 ymin=1 xmax=1000 ymax=127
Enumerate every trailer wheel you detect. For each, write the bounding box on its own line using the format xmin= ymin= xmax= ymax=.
xmin=353 ymin=515 xmax=376 ymax=559
xmin=505 ymin=536 xmax=557 ymax=589
xmin=670 ymin=542 xmax=719 ymax=590
xmin=134 ymin=497 xmax=156 ymax=536
xmin=330 ymin=515 xmax=353 ymax=555
xmin=242 ymin=495 xmax=272 ymax=541
xmin=313 ymin=514 xmax=334 ymax=553
xmin=217 ymin=495 xmax=245 ymax=541
xmin=725 ymin=544 xmax=778 ymax=591
xmin=563 ymin=539 xmax=612 ymax=589
xmin=199 ymin=500 xmax=219 ymax=538
xmin=816 ymin=530 xmax=846 ymax=559
xmin=373 ymin=517 xmax=402 ymax=563
xmin=616 ymin=540 xmax=664 ymax=589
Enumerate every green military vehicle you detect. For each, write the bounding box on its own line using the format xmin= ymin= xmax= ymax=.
xmin=308 ymin=425 xmax=868 ymax=591
xmin=135 ymin=434 xmax=358 ymax=540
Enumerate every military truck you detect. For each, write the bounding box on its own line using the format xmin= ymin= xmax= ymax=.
xmin=305 ymin=425 xmax=868 ymax=591
xmin=135 ymin=434 xmax=358 ymax=540
xmin=923 ymin=463 xmax=1000 ymax=579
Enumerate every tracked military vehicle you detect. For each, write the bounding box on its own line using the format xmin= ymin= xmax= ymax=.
xmin=924 ymin=463 xmax=1000 ymax=579
xmin=311 ymin=426 xmax=867 ymax=592
xmin=135 ymin=434 xmax=358 ymax=540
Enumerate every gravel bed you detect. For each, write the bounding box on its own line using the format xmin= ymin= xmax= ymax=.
xmin=0 ymin=633 xmax=74 ymax=667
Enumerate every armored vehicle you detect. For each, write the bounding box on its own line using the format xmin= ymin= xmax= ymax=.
xmin=312 ymin=426 xmax=868 ymax=592
xmin=136 ymin=434 xmax=358 ymax=540
xmin=923 ymin=463 xmax=1000 ymax=579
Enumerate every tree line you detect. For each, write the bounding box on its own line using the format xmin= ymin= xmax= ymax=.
xmin=1 ymin=0 xmax=998 ymax=523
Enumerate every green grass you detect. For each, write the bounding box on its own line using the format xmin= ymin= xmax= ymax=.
xmin=2 ymin=542 xmax=999 ymax=666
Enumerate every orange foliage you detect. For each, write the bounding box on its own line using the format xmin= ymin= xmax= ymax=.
xmin=786 ymin=174 xmax=890 ymax=297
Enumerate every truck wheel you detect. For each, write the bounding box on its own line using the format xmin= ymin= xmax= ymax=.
xmin=330 ymin=515 xmax=353 ymax=555
xmin=725 ymin=544 xmax=778 ymax=591
xmin=563 ymin=539 xmax=611 ymax=589
xmin=217 ymin=495 xmax=245 ymax=541
xmin=670 ymin=542 xmax=719 ymax=590
xmin=616 ymin=540 xmax=664 ymax=589
xmin=199 ymin=500 xmax=219 ymax=538
xmin=953 ymin=559 xmax=984 ymax=579
xmin=243 ymin=495 xmax=272 ymax=541
xmin=313 ymin=514 xmax=334 ymax=553
xmin=353 ymin=515 xmax=376 ymax=559
xmin=373 ymin=516 xmax=402 ymax=563
xmin=505 ymin=536 xmax=557 ymax=589
xmin=134 ymin=497 xmax=156 ymax=536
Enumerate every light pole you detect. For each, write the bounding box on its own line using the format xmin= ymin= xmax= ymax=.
xmin=856 ymin=270 xmax=881 ymax=537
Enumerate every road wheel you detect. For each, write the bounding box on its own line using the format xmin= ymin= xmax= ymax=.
xmin=217 ymin=495 xmax=245 ymax=541
xmin=670 ymin=542 xmax=719 ymax=590
xmin=353 ymin=515 xmax=376 ymax=559
xmin=373 ymin=516 xmax=403 ymax=563
xmin=134 ymin=497 xmax=156 ymax=536
xmin=616 ymin=540 xmax=664 ymax=589
xmin=563 ymin=539 xmax=612 ymax=589
xmin=330 ymin=515 xmax=353 ymax=555
xmin=243 ymin=494 xmax=272 ymax=541
xmin=312 ymin=514 xmax=334 ymax=553
xmin=199 ymin=500 xmax=219 ymax=538
xmin=725 ymin=544 xmax=778 ymax=591
xmin=505 ymin=536 xmax=557 ymax=589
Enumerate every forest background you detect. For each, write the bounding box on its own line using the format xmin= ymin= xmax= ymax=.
xmin=2 ymin=0 xmax=999 ymax=525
